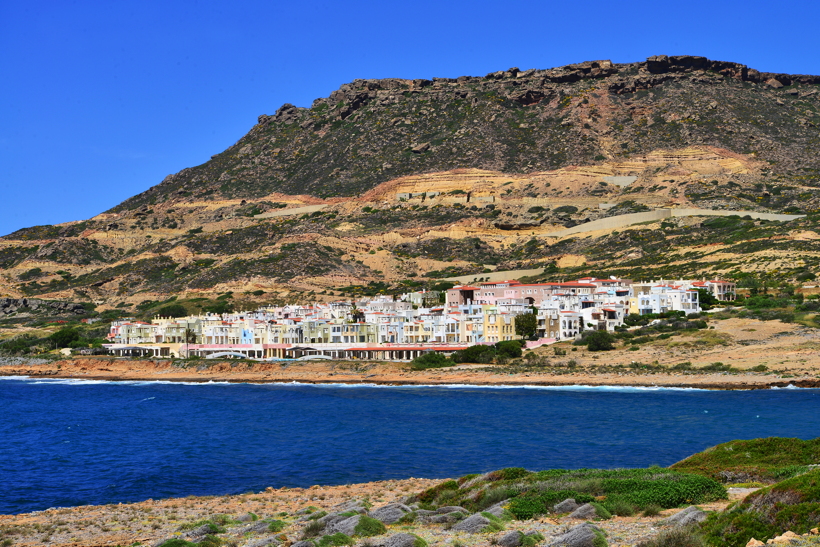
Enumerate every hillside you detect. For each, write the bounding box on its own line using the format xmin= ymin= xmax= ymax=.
xmin=2 ymin=55 xmax=820 ymax=311
xmin=112 ymin=55 xmax=820 ymax=207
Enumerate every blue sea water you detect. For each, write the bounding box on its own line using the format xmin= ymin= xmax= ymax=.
xmin=1 ymin=377 xmax=819 ymax=515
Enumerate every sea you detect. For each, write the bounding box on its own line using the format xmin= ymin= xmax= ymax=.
xmin=1 ymin=377 xmax=819 ymax=515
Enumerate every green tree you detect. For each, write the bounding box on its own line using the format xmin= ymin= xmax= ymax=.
xmin=496 ymin=340 xmax=523 ymax=358
xmin=49 ymin=327 xmax=81 ymax=348
xmin=452 ymin=344 xmax=497 ymax=364
xmin=410 ymin=351 xmax=453 ymax=370
xmin=156 ymin=303 xmax=187 ymax=317
xmin=696 ymin=289 xmax=719 ymax=310
xmin=586 ymin=330 xmax=615 ymax=351
xmin=514 ymin=312 xmax=538 ymax=339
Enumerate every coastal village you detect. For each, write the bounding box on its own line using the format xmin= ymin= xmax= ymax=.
xmin=103 ymin=277 xmax=735 ymax=360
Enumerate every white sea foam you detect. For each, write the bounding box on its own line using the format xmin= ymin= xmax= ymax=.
xmin=29 ymin=379 xmax=114 ymax=386
xmin=4 ymin=376 xmax=815 ymax=392
xmin=246 ymin=381 xmax=711 ymax=393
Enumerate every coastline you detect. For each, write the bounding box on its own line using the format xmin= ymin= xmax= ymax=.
xmin=0 ymin=474 xmax=753 ymax=547
xmin=3 ymin=357 xmax=819 ymax=390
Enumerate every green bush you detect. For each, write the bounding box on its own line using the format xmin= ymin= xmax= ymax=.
xmin=496 ymin=340 xmax=524 ymax=358
xmin=158 ymin=540 xmax=197 ymax=547
xmin=156 ymin=303 xmax=188 ymax=318
xmin=592 ymin=502 xmax=612 ymax=520
xmin=586 ymin=331 xmax=616 ymax=351
xmin=521 ymin=532 xmax=545 ymax=547
xmin=703 ymin=468 xmax=820 ymax=547
xmin=451 ymin=344 xmax=497 ymax=364
xmin=302 ymin=520 xmax=324 ymax=538
xmin=480 ymin=511 xmax=506 ymax=532
xmin=410 ymin=351 xmax=453 ymax=370
xmin=418 ymin=467 xmax=726 ymax=520
xmin=317 ymin=533 xmax=354 ymax=547
xmin=49 ymin=327 xmax=81 ymax=348
xmin=670 ymin=437 xmax=820 ymax=482
xmin=604 ymin=497 xmax=636 ymax=516
xmin=353 ymin=515 xmax=386 ymax=537
xmin=637 ymin=526 xmax=705 ymax=547
xmin=642 ymin=503 xmax=662 ymax=517
xmin=507 ymin=491 xmax=597 ymax=519
xmin=267 ymin=519 xmax=287 ymax=532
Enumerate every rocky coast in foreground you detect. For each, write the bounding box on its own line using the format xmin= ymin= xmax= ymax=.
xmin=0 ymin=476 xmax=759 ymax=547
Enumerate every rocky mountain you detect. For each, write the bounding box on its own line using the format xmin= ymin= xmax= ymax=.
xmin=113 ymin=55 xmax=820 ymax=209
xmin=2 ymin=55 xmax=820 ymax=314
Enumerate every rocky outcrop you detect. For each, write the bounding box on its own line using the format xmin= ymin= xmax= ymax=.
xmin=663 ymin=505 xmax=708 ymax=526
xmin=0 ymin=298 xmax=86 ymax=315
xmin=110 ymin=53 xmax=820 ymax=214
xmin=568 ymin=503 xmax=599 ymax=520
xmin=554 ymin=499 xmax=580 ymax=513
xmin=376 ymin=533 xmax=425 ymax=547
xmin=451 ymin=514 xmax=492 ymax=533
xmin=548 ymin=523 xmax=605 ymax=547
xmin=369 ymin=503 xmax=413 ymax=524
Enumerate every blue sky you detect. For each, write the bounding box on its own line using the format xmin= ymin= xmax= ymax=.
xmin=2 ymin=0 xmax=820 ymax=237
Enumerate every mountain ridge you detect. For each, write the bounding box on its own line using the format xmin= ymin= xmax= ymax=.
xmin=110 ymin=54 xmax=820 ymax=212
xmin=2 ymin=55 xmax=820 ymax=311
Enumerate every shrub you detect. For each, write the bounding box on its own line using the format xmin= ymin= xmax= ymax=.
xmin=671 ymin=437 xmax=820 ymax=483
xmin=267 ymin=520 xmax=287 ymax=532
xmin=353 ymin=516 xmax=386 ymax=537
xmin=592 ymin=503 xmax=612 ymax=520
xmin=586 ymin=331 xmax=615 ymax=351
xmin=480 ymin=512 xmax=506 ymax=532
xmin=507 ymin=491 xmax=596 ymax=519
xmin=451 ymin=344 xmax=497 ymax=364
xmin=420 ymin=467 xmax=725 ymax=520
xmin=637 ymin=526 xmax=705 ymax=547
xmin=158 ymin=540 xmax=197 ymax=547
xmin=418 ymin=479 xmax=459 ymax=504
xmin=410 ymin=351 xmax=453 ymax=370
xmin=642 ymin=503 xmax=662 ymax=517
xmin=317 ymin=533 xmax=354 ymax=547
xmin=302 ymin=520 xmax=324 ymax=539
xmin=496 ymin=340 xmax=523 ymax=359
xmin=156 ymin=303 xmax=188 ymax=318
xmin=48 ymin=327 xmax=81 ymax=348
xmin=700 ymin=362 xmax=734 ymax=372
xmin=521 ymin=532 xmax=545 ymax=547
xmin=605 ymin=497 xmax=636 ymax=517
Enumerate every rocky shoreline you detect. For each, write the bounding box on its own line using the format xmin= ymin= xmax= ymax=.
xmin=0 ymin=478 xmax=747 ymax=547
xmin=2 ymin=357 xmax=819 ymax=391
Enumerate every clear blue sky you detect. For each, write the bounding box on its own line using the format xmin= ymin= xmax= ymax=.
xmin=2 ymin=0 xmax=819 ymax=236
